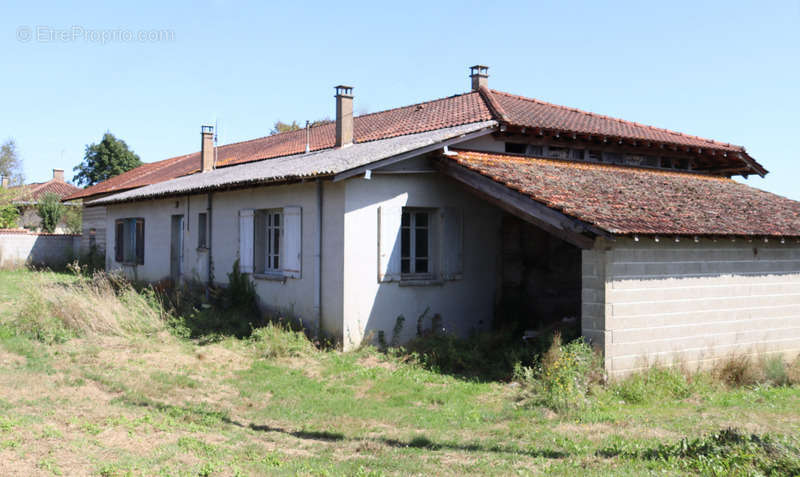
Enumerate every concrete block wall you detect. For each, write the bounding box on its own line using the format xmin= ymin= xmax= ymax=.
xmin=584 ymin=237 xmax=800 ymax=376
xmin=0 ymin=230 xmax=80 ymax=268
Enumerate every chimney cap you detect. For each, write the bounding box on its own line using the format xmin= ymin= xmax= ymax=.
xmin=334 ymin=85 xmax=354 ymax=97
xmin=201 ymin=124 xmax=214 ymax=134
xmin=469 ymin=65 xmax=489 ymax=75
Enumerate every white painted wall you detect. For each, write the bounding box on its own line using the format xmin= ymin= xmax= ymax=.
xmin=584 ymin=238 xmax=800 ymax=376
xmin=0 ymin=231 xmax=79 ymax=268
xmin=104 ymin=181 xmax=345 ymax=338
xmin=341 ymin=173 xmax=501 ymax=349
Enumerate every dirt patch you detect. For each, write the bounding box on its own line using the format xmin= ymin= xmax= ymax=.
xmin=357 ymin=354 xmax=397 ymax=372
xmin=0 ymin=349 xmax=24 ymax=367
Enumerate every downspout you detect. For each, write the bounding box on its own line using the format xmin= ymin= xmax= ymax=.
xmin=315 ymin=178 xmax=323 ymax=336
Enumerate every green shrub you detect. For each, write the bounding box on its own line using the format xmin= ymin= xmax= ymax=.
xmin=35 ymin=192 xmax=64 ymax=233
xmin=400 ymin=329 xmax=532 ymax=381
xmin=514 ymin=332 xmax=601 ymax=412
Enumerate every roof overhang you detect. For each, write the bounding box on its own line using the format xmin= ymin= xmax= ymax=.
xmin=434 ymin=157 xmax=607 ymax=249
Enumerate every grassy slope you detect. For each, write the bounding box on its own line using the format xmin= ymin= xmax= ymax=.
xmin=0 ymin=270 xmax=797 ymax=476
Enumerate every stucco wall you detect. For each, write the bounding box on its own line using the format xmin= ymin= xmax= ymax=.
xmin=104 ymin=181 xmax=345 ymax=338
xmin=584 ymin=237 xmax=800 ymax=376
xmin=341 ymin=173 xmax=500 ymax=349
xmin=0 ymin=230 xmax=79 ymax=268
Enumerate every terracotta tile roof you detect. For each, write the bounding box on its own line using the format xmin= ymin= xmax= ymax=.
xmin=66 ymin=92 xmax=492 ymax=200
xmin=447 ymin=150 xmax=800 ymax=237
xmin=13 ymin=179 xmax=81 ymax=202
xmin=66 ymin=86 xmax=762 ymax=201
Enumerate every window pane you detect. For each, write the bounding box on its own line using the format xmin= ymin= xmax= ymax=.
xmin=401 ymin=258 xmax=410 ymax=274
xmin=415 ymin=259 xmax=428 ymax=273
xmin=401 ymin=228 xmax=410 ymax=257
xmin=415 ymin=212 xmax=428 ymax=227
xmin=274 ymin=255 xmax=279 ymax=269
xmin=415 ymin=225 xmax=428 ymax=258
xmin=273 ymin=229 xmax=280 ymax=254
xmin=401 ymin=212 xmax=409 ymax=227
xmin=273 ymin=213 xmax=280 ymax=227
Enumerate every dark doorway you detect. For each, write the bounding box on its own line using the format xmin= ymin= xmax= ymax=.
xmin=170 ymin=215 xmax=184 ymax=281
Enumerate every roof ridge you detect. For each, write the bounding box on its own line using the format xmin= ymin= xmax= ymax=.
xmin=171 ymin=91 xmax=483 ymax=159
xmin=490 ymin=89 xmax=745 ymax=150
xmin=477 ymin=86 xmax=510 ymax=123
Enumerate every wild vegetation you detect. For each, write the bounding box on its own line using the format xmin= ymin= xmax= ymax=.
xmin=0 ymin=268 xmax=798 ymax=476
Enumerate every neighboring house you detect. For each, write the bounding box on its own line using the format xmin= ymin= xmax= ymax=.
xmin=85 ymin=66 xmax=800 ymax=376
xmin=3 ymin=169 xmax=81 ymax=233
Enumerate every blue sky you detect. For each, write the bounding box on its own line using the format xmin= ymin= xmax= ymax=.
xmin=2 ymin=1 xmax=798 ymax=198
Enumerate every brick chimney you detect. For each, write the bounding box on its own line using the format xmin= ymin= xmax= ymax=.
xmin=469 ymin=65 xmax=489 ymax=91
xmin=53 ymin=169 xmax=64 ymax=182
xmin=201 ymin=125 xmax=215 ymax=172
xmin=1 ymin=176 xmax=8 ymax=188
xmin=334 ymin=85 xmax=354 ymax=147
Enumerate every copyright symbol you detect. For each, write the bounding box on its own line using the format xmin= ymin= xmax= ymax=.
xmin=16 ymin=26 xmax=32 ymax=42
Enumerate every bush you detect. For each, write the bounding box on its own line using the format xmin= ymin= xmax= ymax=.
xmin=36 ymin=192 xmax=64 ymax=233
xmin=514 ymin=332 xmax=601 ymax=412
xmin=400 ymin=329 xmax=533 ymax=381
xmin=63 ymin=206 xmax=82 ymax=235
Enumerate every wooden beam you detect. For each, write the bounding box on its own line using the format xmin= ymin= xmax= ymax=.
xmin=434 ymin=159 xmax=603 ymax=249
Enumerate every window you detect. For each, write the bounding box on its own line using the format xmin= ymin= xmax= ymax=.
xmin=197 ymin=213 xmax=208 ymax=248
xmin=264 ymin=210 xmax=281 ymax=272
xmin=114 ymin=218 xmax=144 ymax=264
xmin=546 ymin=146 xmax=569 ymax=160
xmin=527 ymin=145 xmax=543 ymax=156
xmin=504 ymin=142 xmax=527 ymax=154
xmin=240 ymin=207 xmax=301 ymax=278
xmin=401 ymin=210 xmax=431 ymax=276
xmin=571 ymin=149 xmax=585 ymax=161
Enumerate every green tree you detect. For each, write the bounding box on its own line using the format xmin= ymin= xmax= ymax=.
xmin=72 ymin=133 xmax=141 ymax=186
xmin=0 ymin=139 xmax=24 ymax=186
xmin=270 ymin=118 xmax=333 ymax=135
xmin=63 ymin=206 xmax=82 ymax=234
xmin=36 ymin=192 xmax=64 ymax=233
xmin=0 ymin=187 xmax=19 ymax=228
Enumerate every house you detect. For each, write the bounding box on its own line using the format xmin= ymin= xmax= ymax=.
xmin=85 ymin=66 xmax=800 ymax=376
xmin=2 ymin=169 xmax=81 ymax=233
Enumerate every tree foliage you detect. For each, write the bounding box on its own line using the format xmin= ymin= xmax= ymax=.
xmin=72 ymin=133 xmax=142 ymax=186
xmin=0 ymin=187 xmax=19 ymax=228
xmin=63 ymin=206 xmax=82 ymax=234
xmin=269 ymin=118 xmax=333 ymax=136
xmin=36 ymin=192 xmax=64 ymax=233
xmin=0 ymin=139 xmax=24 ymax=186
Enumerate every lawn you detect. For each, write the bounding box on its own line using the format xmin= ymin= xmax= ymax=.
xmin=0 ymin=269 xmax=798 ymax=476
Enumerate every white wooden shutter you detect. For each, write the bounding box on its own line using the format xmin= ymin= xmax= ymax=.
xmin=282 ymin=206 xmax=302 ymax=278
xmin=239 ymin=209 xmax=254 ymax=274
xmin=441 ymin=207 xmax=463 ymax=280
xmin=378 ymin=205 xmax=402 ymax=282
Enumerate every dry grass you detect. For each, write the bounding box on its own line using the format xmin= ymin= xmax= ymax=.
xmin=12 ymin=271 xmax=166 ymax=342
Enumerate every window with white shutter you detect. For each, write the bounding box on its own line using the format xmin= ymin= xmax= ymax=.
xmin=238 ymin=209 xmax=254 ymax=273
xmin=249 ymin=207 xmax=302 ymax=279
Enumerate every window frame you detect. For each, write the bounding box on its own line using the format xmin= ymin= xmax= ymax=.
xmin=400 ymin=208 xmax=433 ymax=279
xmin=264 ymin=209 xmax=282 ymax=274
xmin=197 ymin=212 xmax=208 ymax=249
xmin=114 ymin=217 xmax=144 ymax=265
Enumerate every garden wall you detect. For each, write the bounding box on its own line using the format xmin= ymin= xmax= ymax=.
xmin=0 ymin=229 xmax=80 ymax=269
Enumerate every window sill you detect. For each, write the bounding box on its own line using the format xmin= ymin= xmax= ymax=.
xmin=119 ymin=261 xmax=141 ymax=267
xmin=196 ymin=247 xmax=209 ymax=252
xmin=399 ymin=278 xmax=443 ymax=287
xmin=253 ymin=273 xmax=287 ymax=283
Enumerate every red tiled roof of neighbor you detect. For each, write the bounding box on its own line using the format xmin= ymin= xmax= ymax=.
xmin=13 ymin=179 xmax=81 ymax=202
xmin=65 ymin=87 xmax=760 ymax=201
xmin=447 ymin=150 xmax=800 ymax=237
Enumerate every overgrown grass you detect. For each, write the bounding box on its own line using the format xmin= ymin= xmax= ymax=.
xmin=0 ymin=269 xmax=798 ymax=476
